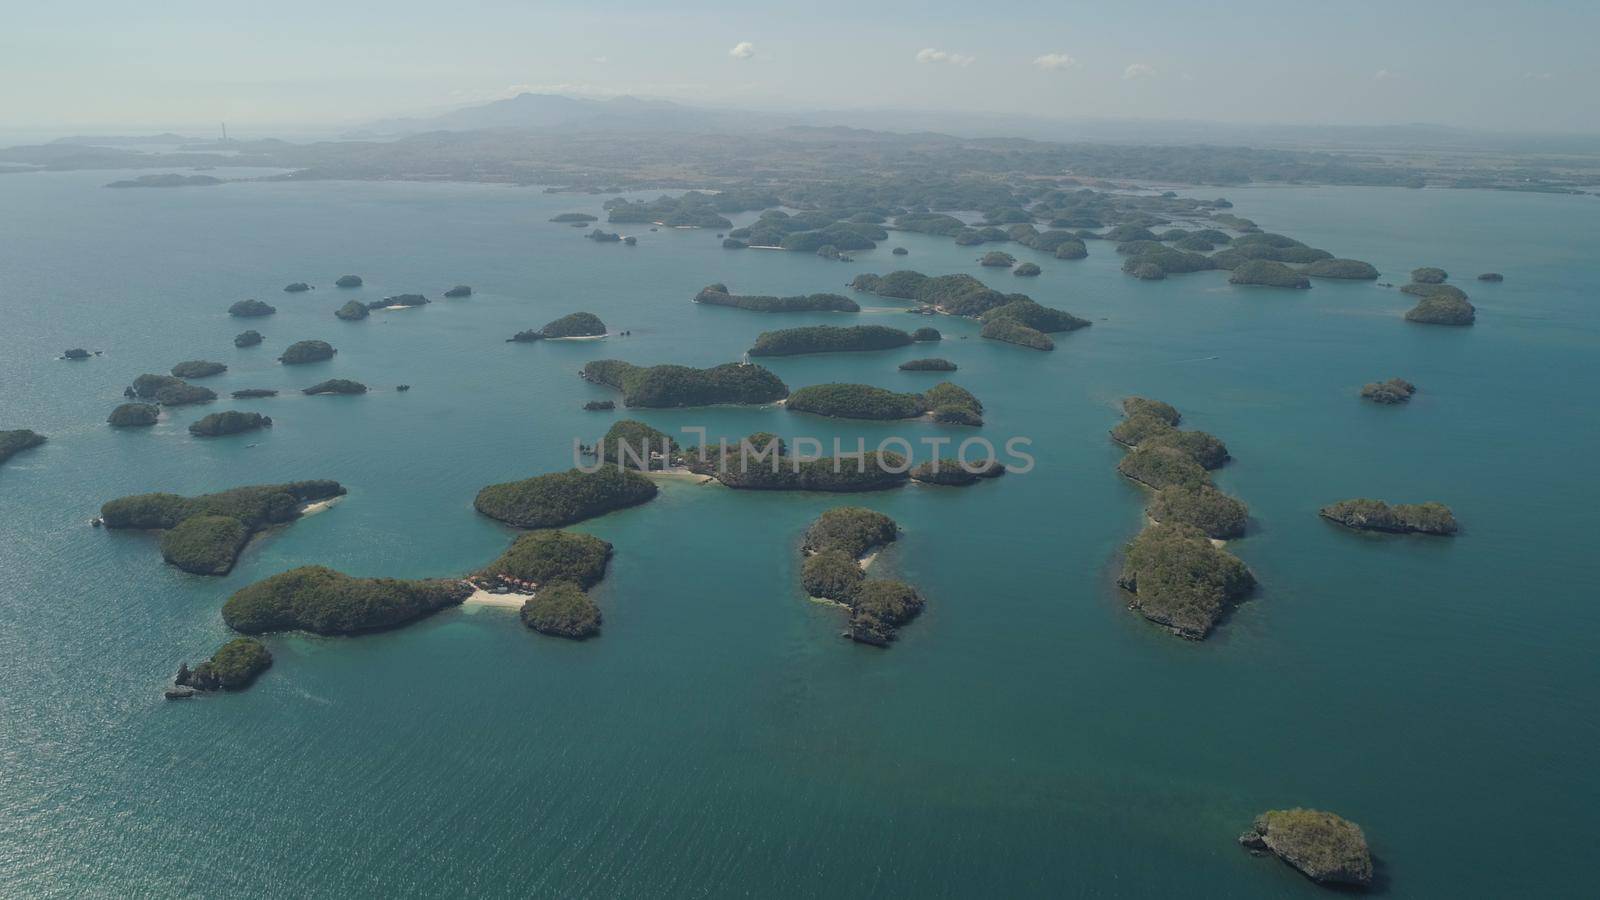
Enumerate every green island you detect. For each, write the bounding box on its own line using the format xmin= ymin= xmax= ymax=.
xmin=849 ymin=271 xmax=1017 ymax=318
xmin=981 ymin=299 xmax=1090 ymax=340
xmin=1124 ymin=397 xmax=1181 ymax=425
xmin=1118 ymin=523 xmax=1255 ymax=639
xmin=284 ymin=282 xmax=311 ymax=293
xmin=686 ymin=436 xmax=908 ymax=493
xmin=108 ymin=403 xmax=159 ymax=427
xmin=100 ymin=480 xmax=346 ymax=575
xmin=1404 ymin=292 xmax=1476 ymax=325
xmin=595 ymin=419 xmax=679 ymax=468
xmin=232 ymin=389 xmax=278 ymax=399
xmin=519 ymin=582 xmax=602 ymax=639
xmin=511 ymin=311 xmax=608 ymax=341
xmin=334 ymin=274 xmax=363 ymax=288
xmin=1117 ymin=445 xmax=1212 ymax=490
xmin=105 ymin=173 xmax=222 ymax=188
xmin=797 ymin=508 xmax=922 ymax=646
xmin=979 ymin=251 xmax=1015 ymax=267
xmin=1239 ymin=809 xmax=1373 ymax=888
xmin=228 ymin=298 xmax=276 ymax=318
xmin=234 ymin=330 xmax=263 ymax=347
xmin=1319 ymin=498 xmax=1458 ymax=535
xmin=587 ymin=228 xmax=622 ymax=242
xmin=478 ymin=529 xmax=612 ymax=591
xmin=979 ymin=316 xmax=1054 ymax=350
xmin=1411 ymin=266 xmax=1448 ymax=284
xmin=303 ymin=379 xmax=368 ymax=395
xmin=62 ymin=348 xmax=91 ymax=360
xmin=801 ymin=550 xmax=865 ymax=604
xmin=189 ymin=410 xmax=271 ymax=437
xmin=1142 ymin=429 xmax=1230 ymax=469
xmin=848 ymin=580 xmax=925 ymax=647
xmin=910 ymin=458 xmax=1003 ymax=486
xmin=169 ymin=637 xmax=273 ymax=698
xmin=335 ymin=299 xmax=370 ymax=321
xmin=171 ymin=360 xmax=227 ymax=379
xmin=381 ymin=293 xmax=429 ymax=307
xmin=581 ymin=359 xmax=788 ymax=407
xmin=911 ymin=327 xmax=941 ymax=342
xmin=1120 ymin=246 xmax=1216 ymax=278
xmin=443 ymin=285 xmax=472 ymax=298
xmin=899 ymin=358 xmax=956 ymax=371
xmin=474 ymin=465 xmax=658 ymax=528
xmin=1400 ymin=282 xmax=1468 ymax=300
xmin=1014 ymin=262 xmax=1041 ymax=277
xmin=802 ymin=506 xmax=898 ymax=559
xmin=692 ymin=283 xmax=859 ymax=313
xmin=1148 ymin=484 xmax=1249 ymax=540
xmin=222 ymin=566 xmax=471 ymax=635
xmin=785 ymin=381 xmax=982 ymax=424
xmin=583 ymin=400 xmax=614 ymax=411
xmin=1361 ymin=378 xmax=1416 ymax=404
xmin=0 ymin=429 xmax=47 ymax=466
xmin=128 ymin=374 xmax=217 ymax=406
xmin=747 ymin=324 xmax=912 ymax=357
xmin=550 ymin=212 xmax=598 ymax=223
xmin=1477 ymin=272 xmax=1504 ymax=282
xmin=1302 ymin=258 xmax=1380 ymax=280
xmin=606 ymin=191 xmax=762 ymax=229
xmin=1125 ymin=261 xmax=1165 ymax=280
xmin=1229 ymin=260 xmax=1311 ymax=289
xmin=278 ymin=340 xmax=336 ymax=364
xmin=892 ymin=246 xmax=909 ymax=256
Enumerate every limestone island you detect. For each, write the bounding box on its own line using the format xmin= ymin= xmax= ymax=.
xmin=520 ymin=582 xmax=602 ymax=639
xmin=167 ymin=637 xmax=272 ymax=699
xmin=302 ymin=379 xmax=368 ymax=396
xmin=443 ymin=285 xmax=472 ymax=298
xmin=1302 ymin=258 xmax=1380 ymax=280
xmin=1 ymin=429 xmax=47 ymax=466
xmin=748 ymin=325 xmax=913 ymax=357
xmin=189 ymin=410 xmax=271 ymax=437
xmin=108 ymin=402 xmax=160 ymax=427
xmin=335 ymin=300 xmax=370 ymax=321
xmin=685 ymin=434 xmax=909 ymax=493
xmin=1229 ymin=260 xmax=1311 ymax=289
xmin=1477 ymin=272 xmax=1504 ymax=282
xmin=129 ymin=374 xmax=217 ymax=406
xmin=1118 ymin=523 xmax=1255 ymax=639
xmin=62 ymin=348 xmax=91 ymax=360
xmin=799 ymin=508 xmax=922 ymax=646
xmin=850 ymin=270 xmax=1021 ymax=317
xmin=222 ymin=566 xmax=471 ymax=635
xmin=693 ymin=283 xmax=859 ymax=313
xmin=1148 ymin=484 xmax=1248 ymax=540
xmin=510 ymin=311 xmax=607 ymax=341
xmin=581 ymin=359 xmax=787 ymax=407
xmin=978 ymin=299 xmax=1091 ymax=351
xmin=1239 ymin=809 xmax=1373 ymax=889
xmin=472 ymin=530 xmax=611 ymax=640
xmin=910 ymin=458 xmax=1004 ymax=486
xmin=785 ymin=381 xmax=982 ymax=425
xmin=278 ymin=340 xmax=336 ymax=364
xmin=550 ymin=213 xmax=598 ymax=223
xmin=584 ymin=400 xmax=615 ymax=411
xmin=892 ymin=247 xmax=909 ymax=256
xmin=100 ymin=480 xmax=346 ymax=575
xmin=474 ymin=465 xmax=658 ymax=529
xmin=1319 ymin=498 xmax=1458 ymax=535
xmin=171 ymin=360 xmax=227 ymax=379
xmin=381 ymin=293 xmax=429 ymax=308
xmin=1404 ymin=292 xmax=1476 ymax=326
xmin=1360 ymin=378 xmax=1416 ymax=404
xmin=231 ymin=389 xmax=278 ymax=399
xmin=899 ymin=358 xmax=956 ymax=372
xmin=227 ymin=298 xmax=276 ymax=318
xmin=587 ymin=229 xmax=622 ymax=242
xmin=234 ymin=330 xmax=263 ymax=348
xmin=334 ymin=275 xmax=363 ymax=288
xmin=1014 ymin=262 xmax=1041 ymax=277
xmin=911 ymin=327 xmax=941 ymax=342
xmin=283 ymin=282 xmax=311 ymax=293
xmin=106 ymin=173 xmax=221 ymax=188
xmin=1411 ymin=266 xmax=1448 ymax=284
xmin=1118 ymin=446 xmax=1213 ymax=490
xmin=979 ymin=251 xmax=1016 ymax=267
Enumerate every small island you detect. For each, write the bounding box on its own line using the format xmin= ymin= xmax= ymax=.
xmin=100 ymin=480 xmax=345 ymax=574
xmin=1404 ymin=293 xmax=1476 ymax=325
xmin=231 ymin=389 xmax=278 ymax=399
xmin=334 ymin=275 xmax=363 ymax=288
xmin=803 ymin=507 xmax=898 ymax=559
xmin=136 ymin=376 xmax=215 ymax=406
xmin=479 ymin=530 xmax=612 ymax=591
xmin=171 ymin=360 xmax=227 ymax=379
xmin=335 ymin=300 xmax=370 ymax=321
xmin=167 ymin=637 xmax=272 ymax=698
xmin=0 ymin=429 xmax=47 ymax=466
xmin=1319 ymin=498 xmax=1458 ymax=535
xmin=227 ymin=298 xmax=276 ymax=318
xmin=581 ymin=360 xmax=787 ymax=407
xmin=234 ymin=330 xmax=263 ymax=348
xmin=443 ymin=285 xmax=472 ymax=298
xmin=1014 ymin=262 xmax=1041 ymax=277
xmin=108 ymin=403 xmax=159 ymax=427
xmin=1239 ymin=809 xmax=1373 ymax=889
xmin=892 ymin=247 xmax=909 ymax=256
xmin=283 ymin=282 xmax=312 ymax=293
xmin=222 ymin=566 xmax=471 ymax=635
xmin=785 ymin=381 xmax=982 ymax=424
xmin=1118 ymin=523 xmax=1255 ymax=639
xmin=519 ymin=582 xmax=602 ymax=639
xmin=1229 ymin=260 xmax=1311 ymax=289
xmin=302 ymin=379 xmax=368 ymax=396
xmin=62 ymin=348 xmax=91 ymax=360
xmin=1148 ymin=484 xmax=1248 ymax=540
xmin=583 ymin=400 xmax=615 ymax=411
xmin=587 ymin=228 xmax=622 ymax=242
xmin=910 ymin=458 xmax=1003 ymax=486
xmin=511 ymin=311 xmax=608 ymax=341
xmin=748 ymin=325 xmax=913 ymax=357
xmin=1360 ymin=378 xmax=1416 ymax=404
xmin=798 ymin=508 xmax=922 ymax=646
xmin=474 ymin=465 xmax=658 ymax=529
xmin=1117 ymin=446 xmax=1212 ymax=490
xmin=1302 ymin=258 xmax=1380 ymax=280
xmin=106 ymin=173 xmax=221 ymax=188
xmin=898 ymin=358 xmax=956 ymax=372
xmin=550 ymin=213 xmax=598 ymax=223
xmin=189 ymin=410 xmax=271 ymax=437
xmin=979 ymin=317 xmax=1054 ymax=350
xmin=979 ymin=251 xmax=1016 ymax=267
xmin=692 ymin=283 xmax=859 ymax=313
xmin=911 ymin=327 xmax=941 ymax=342
xmin=1477 ymin=272 xmax=1504 ymax=282
xmin=686 ymin=435 xmax=909 ymax=493
xmin=848 ymin=580 xmax=925 ymax=647
xmin=278 ymin=340 xmax=336 ymax=364
xmin=382 ymin=293 xmax=429 ymax=308
xmin=1411 ymin=266 xmax=1448 ymax=284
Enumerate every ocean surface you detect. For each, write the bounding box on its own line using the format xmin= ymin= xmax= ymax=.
xmin=1 ymin=170 xmax=1596 ymax=898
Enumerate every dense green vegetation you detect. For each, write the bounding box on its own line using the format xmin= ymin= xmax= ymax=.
xmin=155 ymin=382 xmax=217 ymax=406
xmin=550 ymin=213 xmax=598 ymax=223
xmin=228 ymin=299 xmax=276 ymax=317
xmin=911 ymin=327 xmax=941 ymax=342
xmin=188 ymin=410 xmax=271 ymax=437
xmin=848 ymin=579 xmax=925 ymax=646
xmin=284 ymin=282 xmax=311 ymax=293
xmin=909 ymin=459 xmax=992 ymax=486
xmin=692 ymin=284 xmax=859 ymax=312
xmin=923 ymin=381 xmax=984 ymax=425
xmin=1118 ymin=523 xmax=1255 ymax=639
xmin=587 ymin=228 xmax=622 ymax=242
xmin=232 ymin=389 xmax=278 ymax=399
xmin=786 ymin=383 xmax=926 ymax=420
xmin=479 ymin=530 xmax=612 ymax=590
xmin=979 ymin=317 xmax=1054 ymax=350
xmin=1319 ymin=498 xmax=1458 ymax=535
xmin=892 ymin=212 xmax=967 ymax=236
xmin=382 ymin=293 xmax=429 ymax=307
xmin=1361 ymin=377 xmax=1416 ymax=404
xmin=222 ymin=566 xmax=471 ymax=635
xmin=473 ymin=465 xmax=658 ymax=528
xmin=336 ymin=300 xmax=370 ymax=321
xmin=583 ymin=400 xmax=614 ymax=411
xmin=582 ymin=359 xmax=788 ymax=407
xmin=801 ymin=550 xmax=866 ymax=602
xmin=748 ymin=325 xmax=912 ymax=357
xmin=1303 ymin=258 xmax=1380 ymax=279
xmin=1404 ymin=293 xmax=1476 ymax=325
xmin=1411 ymin=266 xmax=1448 ymax=284
xmin=1014 ymin=262 xmax=1041 ymax=277
xmin=160 ymin=514 xmax=249 ymax=574
xmin=302 ymin=379 xmax=368 ymax=395
xmin=1142 ymin=429 xmax=1230 ymax=469
xmin=334 ymin=275 xmax=363 ymax=287
xmin=979 ymin=251 xmax=1015 ymax=267
xmin=1124 ymin=397 xmax=1180 ymax=425
xmin=538 ymin=311 xmax=607 ymax=338
xmin=1477 ymin=272 xmax=1504 ymax=282
xmin=1149 ymin=484 xmax=1249 ymax=540
xmin=177 ymin=637 xmax=272 ymax=691
xmin=444 ymin=285 xmax=472 ymax=298
xmin=689 ymin=437 xmax=909 ymax=493
xmin=1126 ymin=262 xmax=1165 ymax=280
xmin=980 ymin=299 xmax=1089 ymax=333
xmin=62 ymin=348 xmax=90 ymax=360
xmin=278 ymin=340 xmax=336 ymax=364
xmin=1239 ymin=809 xmax=1373 ymax=888
xmin=597 ymin=420 xmax=679 ymax=468
xmin=171 ymin=360 xmax=226 ymax=379
xmin=107 ymin=403 xmax=159 ymax=427
xmin=131 ymin=374 xmax=183 ymax=398
xmin=803 ymin=507 xmax=898 ymax=558
xmin=1400 ymin=282 xmax=1469 ymax=301
xmin=1117 ymin=446 xmax=1212 ymax=489
xmin=234 ymin=330 xmax=263 ymax=347
xmin=1229 ymin=260 xmax=1311 ymax=289
xmin=1110 ymin=414 xmax=1176 ymax=447
xmin=898 ymin=358 xmax=956 ymax=371
xmin=605 ymin=192 xmax=762 ymax=229
xmin=850 ymin=270 xmax=1017 ymax=318
xmin=0 ymin=429 xmax=47 ymax=466
xmin=1121 ymin=246 xmax=1216 ymax=277
xmin=519 ymin=582 xmax=602 ymax=639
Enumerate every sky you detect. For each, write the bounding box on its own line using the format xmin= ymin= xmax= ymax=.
xmin=2 ymin=0 xmax=1597 ymax=137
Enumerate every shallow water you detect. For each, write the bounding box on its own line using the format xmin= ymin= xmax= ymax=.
xmin=1 ymin=171 xmax=1596 ymax=897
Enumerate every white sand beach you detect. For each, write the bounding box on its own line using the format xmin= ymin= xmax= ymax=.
xmin=462 ymin=587 xmax=531 ymax=609
xmin=300 ymin=497 xmax=342 ymax=516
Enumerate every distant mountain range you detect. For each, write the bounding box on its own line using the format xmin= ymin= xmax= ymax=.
xmin=361 ymin=93 xmax=773 ymax=136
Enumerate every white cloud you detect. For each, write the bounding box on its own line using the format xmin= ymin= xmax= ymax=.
xmin=916 ymin=47 xmax=975 ymax=67
xmin=1123 ymin=63 xmax=1156 ymax=80
xmin=1373 ymin=68 xmax=1394 ymax=82
xmin=1032 ymin=53 xmax=1079 ymax=71
xmin=729 ymin=41 xmax=755 ymax=60
xmin=1522 ymin=71 xmax=1554 ymax=80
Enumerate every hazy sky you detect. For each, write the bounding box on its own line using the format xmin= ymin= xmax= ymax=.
xmin=3 ymin=0 xmax=1597 ymax=135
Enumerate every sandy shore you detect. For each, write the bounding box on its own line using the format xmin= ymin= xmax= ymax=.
xmin=462 ymin=586 xmax=531 ymax=609
xmin=547 ymin=334 xmax=608 ymax=341
xmin=644 ymin=467 xmax=717 ymax=484
xmin=300 ymin=497 xmax=342 ymax=516
xmin=858 ymin=552 xmax=879 ymax=571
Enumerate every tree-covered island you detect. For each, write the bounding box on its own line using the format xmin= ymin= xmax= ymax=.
xmin=747 ymin=325 xmax=913 ymax=357
xmin=222 ymin=566 xmax=471 ymax=635
xmin=1239 ymin=809 xmax=1373 ymax=889
xmin=581 ymin=359 xmax=788 ymax=407
xmin=692 ymin=283 xmax=860 ymax=313
xmin=474 ymin=465 xmax=658 ymax=528
xmin=1118 ymin=523 xmax=1255 ymax=639
xmin=278 ymin=340 xmax=336 ymax=364
xmin=168 ymin=637 xmax=272 ymax=698
xmin=0 ymin=429 xmax=47 ymax=466
xmin=1319 ymin=499 xmax=1458 ymax=535
xmin=100 ymin=480 xmax=346 ymax=575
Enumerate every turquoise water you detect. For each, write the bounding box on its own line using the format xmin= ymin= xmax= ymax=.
xmin=2 ymin=172 xmax=1597 ymax=897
